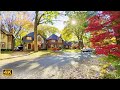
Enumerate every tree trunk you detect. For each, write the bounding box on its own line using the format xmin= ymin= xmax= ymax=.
xmin=116 ymin=31 xmax=120 ymax=51
xmin=77 ymin=34 xmax=84 ymax=50
xmin=34 ymin=11 xmax=38 ymax=52
xmin=116 ymin=36 xmax=120 ymax=45
xmin=79 ymin=40 xmax=84 ymax=49
xmin=78 ymin=39 xmax=84 ymax=50
xmin=78 ymin=40 xmax=81 ymax=49
xmin=115 ymin=30 xmax=120 ymax=45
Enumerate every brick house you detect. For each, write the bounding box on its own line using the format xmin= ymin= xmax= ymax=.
xmin=63 ymin=41 xmax=72 ymax=49
xmin=22 ymin=32 xmax=47 ymax=51
xmin=46 ymin=34 xmax=64 ymax=49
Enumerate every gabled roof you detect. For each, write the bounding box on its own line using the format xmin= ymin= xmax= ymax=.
xmin=68 ymin=42 xmax=72 ymax=46
xmin=47 ymin=34 xmax=59 ymax=40
xmin=22 ymin=32 xmax=46 ymax=43
xmin=64 ymin=41 xmax=72 ymax=46
xmin=64 ymin=41 xmax=68 ymax=45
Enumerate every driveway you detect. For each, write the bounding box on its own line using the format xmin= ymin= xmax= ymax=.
xmin=0 ymin=51 xmax=101 ymax=79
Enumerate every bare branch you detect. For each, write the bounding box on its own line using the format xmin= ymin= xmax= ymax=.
xmin=15 ymin=26 xmax=22 ymax=37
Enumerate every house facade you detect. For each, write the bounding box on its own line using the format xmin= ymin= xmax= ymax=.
xmin=63 ymin=41 xmax=72 ymax=49
xmin=0 ymin=29 xmax=14 ymax=50
xmin=71 ymin=41 xmax=79 ymax=49
xmin=22 ymin=32 xmax=47 ymax=51
xmin=47 ymin=34 xmax=64 ymax=49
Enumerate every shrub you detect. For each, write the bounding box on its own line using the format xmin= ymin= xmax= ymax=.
xmin=99 ymin=55 xmax=120 ymax=79
xmin=1 ymin=49 xmax=12 ymax=51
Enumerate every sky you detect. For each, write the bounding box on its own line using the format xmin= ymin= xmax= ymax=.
xmin=27 ymin=11 xmax=69 ymax=31
xmin=50 ymin=15 xmax=69 ymax=30
xmin=46 ymin=12 xmax=69 ymax=31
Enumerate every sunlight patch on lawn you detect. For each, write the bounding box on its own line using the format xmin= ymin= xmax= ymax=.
xmin=30 ymin=51 xmax=51 ymax=57
xmin=0 ymin=51 xmax=52 ymax=60
xmin=0 ymin=53 xmax=11 ymax=60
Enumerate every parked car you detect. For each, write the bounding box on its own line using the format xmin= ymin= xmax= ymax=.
xmin=18 ymin=45 xmax=23 ymax=51
xmin=14 ymin=45 xmax=23 ymax=51
xmin=81 ymin=48 xmax=95 ymax=52
xmin=14 ymin=47 xmax=20 ymax=51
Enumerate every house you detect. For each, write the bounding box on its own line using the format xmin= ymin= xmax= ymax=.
xmin=46 ymin=34 xmax=64 ymax=49
xmin=22 ymin=32 xmax=47 ymax=51
xmin=71 ymin=41 xmax=79 ymax=49
xmin=63 ymin=41 xmax=72 ymax=49
xmin=0 ymin=29 xmax=14 ymax=50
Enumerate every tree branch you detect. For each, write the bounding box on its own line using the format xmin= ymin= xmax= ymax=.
xmin=37 ymin=13 xmax=45 ymax=25
xmin=15 ymin=26 xmax=22 ymax=37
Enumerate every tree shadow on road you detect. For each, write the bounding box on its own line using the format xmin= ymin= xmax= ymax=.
xmin=0 ymin=51 xmax=99 ymax=79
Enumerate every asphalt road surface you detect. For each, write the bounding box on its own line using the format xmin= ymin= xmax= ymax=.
xmin=0 ymin=52 xmax=100 ymax=79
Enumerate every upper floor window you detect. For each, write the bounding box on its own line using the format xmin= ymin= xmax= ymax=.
xmin=26 ymin=37 xmax=32 ymax=40
xmin=8 ymin=36 xmax=11 ymax=41
xmin=51 ymin=40 xmax=55 ymax=42
xmin=58 ymin=38 xmax=62 ymax=43
xmin=1 ymin=42 xmax=5 ymax=48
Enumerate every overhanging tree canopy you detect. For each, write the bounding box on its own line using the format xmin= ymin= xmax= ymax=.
xmin=86 ymin=11 xmax=120 ymax=57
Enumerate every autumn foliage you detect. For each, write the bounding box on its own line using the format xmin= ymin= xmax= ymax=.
xmin=86 ymin=11 xmax=120 ymax=57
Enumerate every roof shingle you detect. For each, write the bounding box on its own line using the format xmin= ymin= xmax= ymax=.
xmin=47 ymin=34 xmax=59 ymax=40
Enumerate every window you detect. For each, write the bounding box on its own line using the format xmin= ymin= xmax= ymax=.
xmin=58 ymin=38 xmax=62 ymax=43
xmin=51 ymin=40 xmax=55 ymax=42
xmin=28 ymin=44 xmax=31 ymax=49
xmin=26 ymin=37 xmax=32 ymax=40
xmin=58 ymin=40 xmax=62 ymax=43
xmin=51 ymin=44 xmax=54 ymax=48
xmin=1 ymin=33 xmax=4 ymax=39
xmin=59 ymin=45 xmax=62 ymax=48
xmin=1 ymin=42 xmax=5 ymax=48
xmin=8 ymin=36 xmax=11 ymax=41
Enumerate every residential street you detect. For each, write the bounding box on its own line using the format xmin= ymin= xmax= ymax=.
xmin=0 ymin=51 xmax=102 ymax=79
xmin=1 ymin=11 xmax=120 ymax=79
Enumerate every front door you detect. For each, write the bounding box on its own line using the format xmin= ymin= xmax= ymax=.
xmin=28 ymin=44 xmax=31 ymax=50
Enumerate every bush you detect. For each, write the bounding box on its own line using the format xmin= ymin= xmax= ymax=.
xmin=102 ymin=71 xmax=120 ymax=79
xmin=51 ymin=47 xmax=61 ymax=51
xmin=99 ymin=55 xmax=120 ymax=79
xmin=1 ymin=49 xmax=12 ymax=51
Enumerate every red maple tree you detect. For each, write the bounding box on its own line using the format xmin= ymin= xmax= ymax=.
xmin=86 ymin=11 xmax=120 ymax=57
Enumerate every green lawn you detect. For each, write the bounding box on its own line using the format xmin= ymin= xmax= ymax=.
xmin=0 ymin=51 xmax=47 ymax=60
xmin=0 ymin=49 xmax=81 ymax=60
xmin=0 ymin=50 xmax=63 ymax=60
